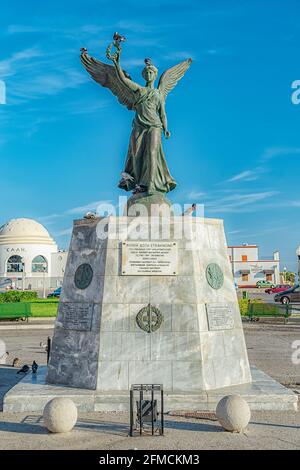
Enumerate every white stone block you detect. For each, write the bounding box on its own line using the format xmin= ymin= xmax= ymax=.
xmin=48 ymin=216 xmax=252 ymax=393
xmin=172 ymin=361 xmax=204 ymax=391
xmin=128 ymin=360 xmax=172 ymax=390
xmin=97 ymin=361 xmax=129 ymax=390
xmin=101 ymin=303 xmax=130 ymax=332
xmin=172 ymin=304 xmax=199 ymax=331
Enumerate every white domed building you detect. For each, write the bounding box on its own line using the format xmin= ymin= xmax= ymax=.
xmin=0 ymin=218 xmax=67 ymax=291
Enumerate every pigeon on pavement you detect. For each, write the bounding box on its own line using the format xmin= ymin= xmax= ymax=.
xmin=17 ymin=364 xmax=30 ymax=374
xmin=32 ymin=361 xmax=38 ymax=374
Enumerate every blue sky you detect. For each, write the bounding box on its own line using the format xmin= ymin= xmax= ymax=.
xmin=0 ymin=0 xmax=300 ymax=271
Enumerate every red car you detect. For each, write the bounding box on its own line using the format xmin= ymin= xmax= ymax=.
xmin=265 ymin=284 xmax=291 ymax=294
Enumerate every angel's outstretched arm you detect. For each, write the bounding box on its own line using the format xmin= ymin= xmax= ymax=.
xmin=107 ymin=44 xmax=140 ymax=93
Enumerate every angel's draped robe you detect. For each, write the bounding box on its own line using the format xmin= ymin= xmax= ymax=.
xmin=118 ymin=87 xmax=177 ymax=194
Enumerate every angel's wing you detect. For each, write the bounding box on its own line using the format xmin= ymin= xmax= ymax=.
xmin=80 ymin=50 xmax=136 ymax=110
xmin=158 ymin=58 xmax=192 ymax=100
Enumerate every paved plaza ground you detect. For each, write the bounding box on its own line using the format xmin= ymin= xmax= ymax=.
xmin=0 ymin=322 xmax=299 ymax=450
xmin=0 ymin=410 xmax=299 ymax=450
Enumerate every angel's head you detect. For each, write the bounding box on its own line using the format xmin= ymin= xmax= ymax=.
xmin=142 ymin=58 xmax=158 ymax=84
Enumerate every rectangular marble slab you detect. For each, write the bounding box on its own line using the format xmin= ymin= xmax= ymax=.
xmin=206 ymin=303 xmax=234 ymax=331
xmin=4 ymin=366 xmax=297 ymax=412
xmin=60 ymin=302 xmax=94 ymax=331
xmin=122 ymin=241 xmax=178 ymax=275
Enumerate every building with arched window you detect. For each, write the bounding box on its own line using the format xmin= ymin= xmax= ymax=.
xmin=0 ymin=218 xmax=67 ymax=291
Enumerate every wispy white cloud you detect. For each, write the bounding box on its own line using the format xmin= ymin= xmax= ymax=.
xmin=220 ymin=148 xmax=300 ymax=187
xmin=66 ymin=200 xmax=113 ymax=215
xmin=61 ymin=99 xmax=109 ymax=116
xmin=6 ymin=24 xmax=105 ymax=39
xmin=53 ymin=227 xmax=73 ymax=237
xmin=37 ymin=199 xmax=114 ymax=237
xmin=6 ymin=25 xmax=42 ymax=34
xmin=245 ymin=225 xmax=290 ymax=238
xmin=38 ymin=214 xmax=63 ymax=224
xmin=162 ymin=51 xmax=194 ymax=61
xmin=121 ymin=58 xmax=145 ymax=68
xmin=186 ymin=190 xmax=206 ymax=200
xmin=0 ymin=47 xmax=43 ymax=78
xmin=207 ymin=191 xmax=279 ymax=213
xmin=227 ymin=229 xmax=244 ymax=235
xmin=225 ymin=169 xmax=260 ymax=183
xmin=203 ymin=46 xmax=233 ymax=56
xmin=115 ymin=20 xmax=157 ymax=33
xmin=262 ymin=147 xmax=300 ymax=161
xmin=11 ymin=68 xmax=87 ymax=101
xmin=289 ymin=200 xmax=300 ymax=207
xmin=222 ymin=191 xmax=278 ymax=205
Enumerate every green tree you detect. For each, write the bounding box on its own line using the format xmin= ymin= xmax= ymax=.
xmin=280 ymin=271 xmax=295 ymax=284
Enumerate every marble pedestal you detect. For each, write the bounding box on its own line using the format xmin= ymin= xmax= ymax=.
xmin=3 ymin=366 xmax=298 ymax=412
xmin=46 ymin=215 xmax=252 ymax=393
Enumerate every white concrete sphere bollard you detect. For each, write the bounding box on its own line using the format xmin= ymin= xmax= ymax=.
xmin=0 ymin=339 xmax=6 ymax=356
xmin=0 ymin=340 xmax=7 ymax=365
xmin=43 ymin=398 xmax=78 ymax=433
xmin=216 ymin=395 xmax=251 ymax=433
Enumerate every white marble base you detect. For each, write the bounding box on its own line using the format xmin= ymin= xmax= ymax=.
xmin=3 ymin=366 xmax=298 ymax=412
xmin=47 ymin=216 xmax=251 ymax=392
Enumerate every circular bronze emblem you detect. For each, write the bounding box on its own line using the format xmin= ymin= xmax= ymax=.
xmin=136 ymin=304 xmax=163 ymax=333
xmin=206 ymin=263 xmax=224 ymax=290
xmin=74 ymin=263 xmax=93 ymax=290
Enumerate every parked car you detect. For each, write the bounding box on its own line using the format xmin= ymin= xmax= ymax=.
xmin=47 ymin=287 xmax=62 ymax=298
xmin=256 ymin=280 xmax=275 ymax=289
xmin=274 ymin=284 xmax=300 ymax=304
xmin=265 ymin=284 xmax=291 ymax=294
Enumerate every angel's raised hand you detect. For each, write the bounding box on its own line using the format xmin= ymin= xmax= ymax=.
xmin=106 ymin=44 xmax=114 ymax=61
xmin=106 ymin=43 xmax=121 ymax=64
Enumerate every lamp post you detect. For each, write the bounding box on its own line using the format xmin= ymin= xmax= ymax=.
xmin=296 ymin=246 xmax=300 ymax=283
xmin=21 ymin=258 xmax=25 ymax=290
xmin=22 ymin=270 xmax=26 ymax=290
xmin=283 ymin=266 xmax=287 ymax=284
xmin=42 ymin=264 xmax=47 ymax=299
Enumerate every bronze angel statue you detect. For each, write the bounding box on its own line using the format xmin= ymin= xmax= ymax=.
xmin=80 ymin=35 xmax=192 ymax=195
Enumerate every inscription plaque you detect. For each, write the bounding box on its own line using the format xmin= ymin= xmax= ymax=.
xmin=60 ymin=302 xmax=94 ymax=331
xmin=122 ymin=241 xmax=178 ymax=275
xmin=206 ymin=303 xmax=234 ymax=331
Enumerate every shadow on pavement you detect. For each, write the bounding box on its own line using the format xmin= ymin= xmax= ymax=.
xmin=76 ymin=419 xmax=129 ymax=436
xmin=0 ymin=415 xmax=223 ymax=438
xmin=75 ymin=418 xmax=221 ymax=435
xmin=164 ymin=419 xmax=221 ymax=432
xmin=250 ymin=420 xmax=300 ymax=430
xmin=0 ymin=366 xmax=23 ymax=411
xmin=0 ymin=420 xmax=47 ymax=435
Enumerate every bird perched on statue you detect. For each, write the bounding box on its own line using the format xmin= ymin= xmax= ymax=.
xmin=113 ymin=32 xmax=126 ymax=43
xmin=120 ymin=172 xmax=134 ymax=182
xmin=182 ymin=203 xmax=196 ymax=216
xmin=31 ymin=360 xmax=38 ymax=374
xmin=84 ymin=211 xmax=97 ymax=219
xmin=12 ymin=357 xmax=20 ymax=367
xmin=40 ymin=341 xmax=48 ymax=352
xmin=17 ymin=364 xmax=30 ymax=374
xmin=0 ymin=351 xmax=9 ymax=365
